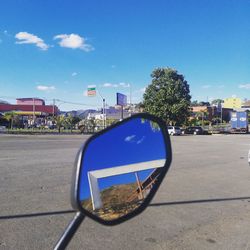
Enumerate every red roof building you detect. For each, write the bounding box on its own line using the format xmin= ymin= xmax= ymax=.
xmin=0 ymin=98 xmax=59 ymax=115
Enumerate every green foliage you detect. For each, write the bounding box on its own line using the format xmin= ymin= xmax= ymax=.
xmin=191 ymin=100 xmax=199 ymax=106
xmin=55 ymin=115 xmax=65 ymax=133
xmin=143 ymin=67 xmax=191 ymax=125
xmin=64 ymin=114 xmax=80 ymax=132
xmin=211 ymin=99 xmax=224 ymax=105
xmin=3 ymin=112 xmax=16 ymax=129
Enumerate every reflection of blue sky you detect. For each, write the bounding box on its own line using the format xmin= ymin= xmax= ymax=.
xmin=79 ymin=118 xmax=166 ymax=200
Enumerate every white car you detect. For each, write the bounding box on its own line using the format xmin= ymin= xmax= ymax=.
xmin=168 ymin=126 xmax=181 ymax=136
xmin=0 ymin=126 xmax=6 ymax=133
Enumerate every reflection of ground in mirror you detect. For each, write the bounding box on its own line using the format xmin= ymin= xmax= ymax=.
xmin=81 ymin=169 xmax=161 ymax=220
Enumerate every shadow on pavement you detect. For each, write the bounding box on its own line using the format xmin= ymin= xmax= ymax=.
xmin=149 ymin=196 xmax=250 ymax=207
xmin=1 ymin=196 xmax=250 ymax=220
xmin=0 ymin=210 xmax=76 ymax=220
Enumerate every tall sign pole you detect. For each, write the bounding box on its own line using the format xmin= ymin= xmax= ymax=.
xmin=117 ymin=92 xmax=127 ymax=121
xmin=87 ymin=85 xmax=106 ymax=129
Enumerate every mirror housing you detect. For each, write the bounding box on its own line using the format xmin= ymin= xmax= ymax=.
xmin=71 ymin=113 xmax=172 ymax=225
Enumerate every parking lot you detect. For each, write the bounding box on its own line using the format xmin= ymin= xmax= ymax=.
xmin=1 ymin=134 xmax=250 ymax=249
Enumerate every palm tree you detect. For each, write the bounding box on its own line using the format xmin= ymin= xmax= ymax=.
xmin=55 ymin=115 xmax=65 ymax=133
xmin=3 ymin=112 xmax=16 ymax=129
xmin=65 ymin=114 xmax=74 ymax=133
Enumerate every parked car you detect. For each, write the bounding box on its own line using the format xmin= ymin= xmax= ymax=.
xmin=0 ymin=126 xmax=6 ymax=133
xmin=184 ymin=126 xmax=204 ymax=135
xmin=168 ymin=126 xmax=181 ymax=135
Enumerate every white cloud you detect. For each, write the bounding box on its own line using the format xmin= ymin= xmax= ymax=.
xmin=72 ymin=72 xmax=77 ymax=77
xmin=103 ymin=83 xmax=112 ymax=87
xmin=119 ymin=82 xmax=130 ymax=88
xmin=103 ymin=83 xmax=118 ymax=88
xmin=15 ymin=32 xmax=49 ymax=50
xmin=201 ymin=85 xmax=211 ymax=89
xmin=3 ymin=30 xmax=9 ymax=36
xmin=125 ymin=135 xmax=136 ymax=142
xmin=88 ymin=84 xmax=96 ymax=88
xmin=102 ymin=82 xmax=130 ymax=88
xmin=54 ymin=33 xmax=94 ymax=51
xmin=36 ymin=85 xmax=55 ymax=91
xmin=239 ymin=84 xmax=250 ymax=89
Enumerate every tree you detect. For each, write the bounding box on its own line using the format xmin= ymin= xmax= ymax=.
xmin=55 ymin=115 xmax=65 ymax=133
xmin=64 ymin=114 xmax=74 ymax=132
xmin=143 ymin=68 xmax=191 ymax=125
xmin=198 ymin=101 xmax=210 ymax=106
xmin=191 ymin=100 xmax=199 ymax=106
xmin=211 ymin=99 xmax=224 ymax=105
xmin=3 ymin=112 xmax=16 ymax=129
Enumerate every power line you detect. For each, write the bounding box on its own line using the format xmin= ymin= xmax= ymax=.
xmin=54 ymin=99 xmax=99 ymax=108
xmin=0 ymin=96 xmax=101 ymax=108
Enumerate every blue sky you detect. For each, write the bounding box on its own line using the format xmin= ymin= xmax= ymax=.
xmin=79 ymin=118 xmax=166 ymax=200
xmin=0 ymin=0 xmax=250 ymax=110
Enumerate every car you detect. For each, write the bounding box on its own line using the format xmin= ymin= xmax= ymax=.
xmin=0 ymin=126 xmax=6 ymax=133
xmin=168 ymin=126 xmax=181 ymax=135
xmin=184 ymin=126 xmax=204 ymax=135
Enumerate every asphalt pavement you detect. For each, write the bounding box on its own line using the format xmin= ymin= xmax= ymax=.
xmin=0 ymin=133 xmax=250 ymax=250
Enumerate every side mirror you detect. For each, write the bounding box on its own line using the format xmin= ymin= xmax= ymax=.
xmin=55 ymin=113 xmax=172 ymax=250
xmin=72 ymin=113 xmax=172 ymax=225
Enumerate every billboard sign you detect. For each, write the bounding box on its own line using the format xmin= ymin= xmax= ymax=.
xmin=87 ymin=86 xmax=96 ymax=97
xmin=116 ymin=93 xmax=127 ymax=106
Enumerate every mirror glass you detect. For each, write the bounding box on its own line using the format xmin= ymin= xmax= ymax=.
xmin=78 ymin=117 xmax=168 ymax=221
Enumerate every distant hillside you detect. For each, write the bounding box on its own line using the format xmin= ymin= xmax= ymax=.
xmin=82 ymin=182 xmax=142 ymax=220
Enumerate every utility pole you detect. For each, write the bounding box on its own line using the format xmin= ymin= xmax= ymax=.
xmin=129 ymin=84 xmax=132 ymax=116
xmin=221 ymin=107 xmax=223 ymax=124
xmin=129 ymin=84 xmax=132 ymax=105
xmin=32 ymin=97 xmax=35 ymax=127
xmin=97 ymin=91 xmax=106 ymax=129
xmin=53 ymin=98 xmax=55 ymax=118
xmin=102 ymin=98 xmax=106 ymax=128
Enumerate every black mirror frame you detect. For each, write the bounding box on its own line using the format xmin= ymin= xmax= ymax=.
xmin=71 ymin=113 xmax=172 ymax=226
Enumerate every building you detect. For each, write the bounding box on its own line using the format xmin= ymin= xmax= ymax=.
xmin=191 ymin=106 xmax=218 ymax=121
xmin=0 ymin=98 xmax=59 ymax=128
xmin=223 ymin=97 xmax=242 ymax=109
xmin=0 ymin=98 xmax=59 ymax=116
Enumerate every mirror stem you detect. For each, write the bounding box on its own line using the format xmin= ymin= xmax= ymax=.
xmin=54 ymin=212 xmax=85 ymax=250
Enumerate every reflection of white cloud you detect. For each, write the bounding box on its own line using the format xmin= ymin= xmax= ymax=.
xmin=136 ymin=136 xmax=145 ymax=144
xmin=125 ymin=135 xmax=145 ymax=144
xmin=125 ymin=135 xmax=136 ymax=142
